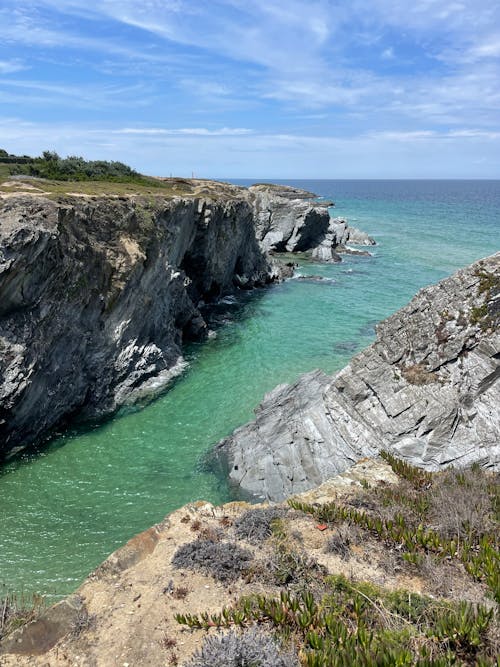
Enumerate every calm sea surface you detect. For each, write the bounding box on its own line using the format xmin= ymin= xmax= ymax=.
xmin=1 ymin=180 xmax=499 ymax=599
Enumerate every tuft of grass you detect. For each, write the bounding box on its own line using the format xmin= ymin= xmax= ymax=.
xmin=0 ymin=592 xmax=45 ymax=640
xmin=400 ymin=363 xmax=440 ymax=386
xmin=471 ymin=304 xmax=488 ymax=325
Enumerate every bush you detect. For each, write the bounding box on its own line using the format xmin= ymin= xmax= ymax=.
xmin=325 ymin=526 xmax=351 ymax=560
xmin=184 ymin=626 xmax=299 ymax=667
xmin=233 ymin=507 xmax=287 ymax=544
xmin=5 ymin=149 xmax=147 ymax=183
xmin=429 ymin=467 xmax=497 ymax=542
xmin=171 ymin=538 xmax=253 ymax=582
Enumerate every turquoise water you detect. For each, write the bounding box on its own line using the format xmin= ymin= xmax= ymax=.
xmin=1 ymin=180 xmax=499 ymax=600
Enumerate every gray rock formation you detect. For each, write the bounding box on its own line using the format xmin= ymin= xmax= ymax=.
xmin=311 ymin=217 xmax=375 ymax=262
xmin=213 ymin=253 xmax=500 ymax=501
xmin=0 ymin=193 xmax=277 ymax=456
xmin=248 ymin=184 xmax=374 ymax=257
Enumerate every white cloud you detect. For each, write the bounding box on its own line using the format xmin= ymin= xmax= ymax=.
xmin=1 ymin=118 xmax=498 ymax=178
xmin=114 ymin=127 xmax=253 ymax=136
xmin=1 ymin=0 xmax=499 ymax=175
xmin=0 ymin=60 xmax=26 ymax=74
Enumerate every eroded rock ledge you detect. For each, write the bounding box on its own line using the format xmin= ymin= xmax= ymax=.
xmin=214 ymin=253 xmax=500 ymax=501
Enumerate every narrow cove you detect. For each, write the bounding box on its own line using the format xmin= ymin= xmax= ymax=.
xmin=1 ymin=179 xmax=498 ymax=600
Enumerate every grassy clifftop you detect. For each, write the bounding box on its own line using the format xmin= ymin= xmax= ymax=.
xmin=0 ymin=149 xmax=243 ymax=198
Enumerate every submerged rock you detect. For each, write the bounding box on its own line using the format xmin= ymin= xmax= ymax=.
xmin=214 ymin=253 xmax=500 ymax=501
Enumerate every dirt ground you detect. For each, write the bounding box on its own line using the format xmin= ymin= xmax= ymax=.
xmin=0 ymin=459 xmax=493 ymax=667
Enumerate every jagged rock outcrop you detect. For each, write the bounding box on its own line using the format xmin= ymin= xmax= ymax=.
xmin=248 ymin=184 xmax=374 ymax=257
xmin=311 ymin=217 xmax=375 ymax=262
xmin=214 ymin=253 xmax=500 ymax=501
xmin=0 ymin=192 xmax=278 ymax=456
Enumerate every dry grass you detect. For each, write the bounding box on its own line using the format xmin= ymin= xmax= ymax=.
xmin=0 ymin=175 xmax=246 ymax=200
xmin=401 ymin=362 xmax=440 ymax=385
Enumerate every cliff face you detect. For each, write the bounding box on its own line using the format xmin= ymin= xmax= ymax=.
xmin=248 ymin=184 xmax=374 ymax=259
xmin=0 ymin=179 xmax=376 ymax=457
xmin=0 ymin=192 xmax=275 ymax=456
xmin=214 ymin=253 xmax=500 ymax=501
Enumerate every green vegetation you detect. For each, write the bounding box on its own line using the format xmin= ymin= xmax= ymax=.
xmin=290 ymin=455 xmax=499 ymax=605
xmin=234 ymin=507 xmax=288 ymax=544
xmin=176 ymin=454 xmax=499 ymax=665
xmin=177 ymin=579 xmax=496 ymax=666
xmin=470 ymin=265 xmax=500 ymax=331
xmin=1 ymin=148 xmax=148 ymax=183
xmin=0 ymin=592 xmax=45 ymax=641
xmin=0 ymin=149 xmax=240 ymax=199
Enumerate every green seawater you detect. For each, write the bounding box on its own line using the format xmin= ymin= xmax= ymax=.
xmin=1 ymin=180 xmax=499 ymax=600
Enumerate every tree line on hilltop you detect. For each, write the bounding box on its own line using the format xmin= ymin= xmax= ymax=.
xmin=0 ymin=149 xmax=142 ymax=182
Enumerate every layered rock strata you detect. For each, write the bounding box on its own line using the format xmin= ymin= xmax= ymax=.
xmin=248 ymin=184 xmax=374 ymax=257
xmin=0 ymin=193 xmax=276 ymax=456
xmin=0 ymin=180 xmax=375 ymax=457
xmin=214 ymin=253 xmax=500 ymax=501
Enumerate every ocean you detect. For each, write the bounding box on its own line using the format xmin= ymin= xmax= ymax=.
xmin=0 ymin=179 xmax=499 ymax=599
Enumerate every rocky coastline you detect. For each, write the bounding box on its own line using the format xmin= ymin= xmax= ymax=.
xmin=0 ymin=180 xmax=371 ymax=457
xmin=214 ymin=253 xmax=500 ymax=501
xmin=0 ymin=178 xmax=499 ymax=665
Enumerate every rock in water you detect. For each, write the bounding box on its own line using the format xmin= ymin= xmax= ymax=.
xmin=248 ymin=184 xmax=374 ymax=256
xmin=213 ymin=253 xmax=500 ymax=501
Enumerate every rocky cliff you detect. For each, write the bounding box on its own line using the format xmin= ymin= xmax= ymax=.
xmin=248 ymin=183 xmax=375 ymax=259
xmin=0 ymin=179 xmax=374 ymax=457
xmin=214 ymin=253 xmax=500 ymax=501
xmin=0 ymin=190 xmax=278 ymax=457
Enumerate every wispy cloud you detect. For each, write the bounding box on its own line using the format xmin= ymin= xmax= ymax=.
xmin=114 ymin=127 xmax=253 ymax=136
xmin=0 ymin=59 xmax=26 ymax=74
xmin=0 ymin=1 xmax=499 ymax=176
xmin=1 ymin=117 xmax=498 ymax=178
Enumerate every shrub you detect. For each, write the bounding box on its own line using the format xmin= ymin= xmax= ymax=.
xmin=233 ymin=507 xmax=287 ymax=544
xmin=171 ymin=538 xmax=253 ymax=582
xmin=428 ymin=467 xmax=496 ymax=542
xmin=325 ymin=528 xmax=351 ymax=560
xmin=184 ymin=626 xmax=299 ymax=667
xmin=5 ymin=149 xmax=152 ymax=184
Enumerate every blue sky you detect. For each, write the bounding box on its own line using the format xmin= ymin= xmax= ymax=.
xmin=0 ymin=0 xmax=499 ymax=178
